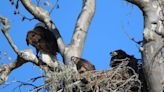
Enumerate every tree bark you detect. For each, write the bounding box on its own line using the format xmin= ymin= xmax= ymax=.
xmin=127 ymin=0 xmax=164 ymax=91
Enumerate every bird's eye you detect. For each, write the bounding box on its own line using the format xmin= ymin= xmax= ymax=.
xmin=32 ymin=34 xmax=35 ymax=37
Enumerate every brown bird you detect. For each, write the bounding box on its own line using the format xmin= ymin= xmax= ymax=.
xmin=26 ymin=26 xmax=58 ymax=57
xmin=71 ymin=56 xmax=95 ymax=73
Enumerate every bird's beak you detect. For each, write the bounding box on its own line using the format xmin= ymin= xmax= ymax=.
xmin=110 ymin=51 xmax=118 ymax=56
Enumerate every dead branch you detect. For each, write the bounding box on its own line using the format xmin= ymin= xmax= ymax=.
xmin=0 ymin=16 xmax=20 ymax=55
xmin=0 ymin=49 xmax=51 ymax=85
xmin=29 ymin=76 xmax=45 ymax=83
xmin=30 ymin=82 xmax=51 ymax=92
xmin=14 ymin=80 xmax=38 ymax=90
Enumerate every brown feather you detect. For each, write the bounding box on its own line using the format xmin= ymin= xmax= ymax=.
xmin=26 ymin=26 xmax=58 ymax=56
xmin=71 ymin=56 xmax=95 ymax=73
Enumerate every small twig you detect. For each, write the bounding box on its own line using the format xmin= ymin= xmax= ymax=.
xmin=49 ymin=0 xmax=59 ymax=15
xmin=16 ymin=80 xmax=38 ymax=88
xmin=29 ymin=75 xmax=45 ymax=82
xmin=13 ymin=80 xmax=38 ymax=92
xmin=36 ymin=0 xmax=40 ymax=6
xmin=121 ymin=25 xmax=142 ymax=45
xmin=114 ymin=75 xmax=137 ymax=92
xmin=21 ymin=15 xmax=35 ymax=21
xmin=30 ymin=81 xmax=51 ymax=92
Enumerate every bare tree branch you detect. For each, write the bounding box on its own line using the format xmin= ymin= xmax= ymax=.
xmin=0 ymin=49 xmax=53 ymax=84
xmin=0 ymin=16 xmax=20 ymax=55
xmin=71 ymin=0 xmax=96 ymax=53
xmin=20 ymin=0 xmax=65 ymax=55
xmin=63 ymin=0 xmax=96 ymax=65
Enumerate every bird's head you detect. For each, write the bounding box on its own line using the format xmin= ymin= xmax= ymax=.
xmin=110 ymin=49 xmax=127 ymax=57
xmin=26 ymin=31 xmax=41 ymax=46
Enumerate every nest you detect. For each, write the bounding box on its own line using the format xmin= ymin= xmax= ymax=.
xmin=46 ymin=60 xmax=142 ymax=92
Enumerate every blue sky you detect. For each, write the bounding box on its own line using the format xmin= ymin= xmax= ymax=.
xmin=0 ymin=0 xmax=143 ymax=92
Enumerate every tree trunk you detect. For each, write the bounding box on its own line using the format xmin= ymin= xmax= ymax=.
xmin=128 ymin=0 xmax=164 ymax=91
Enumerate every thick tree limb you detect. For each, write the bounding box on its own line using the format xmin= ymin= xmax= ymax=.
xmin=63 ymin=0 xmax=96 ymax=65
xmin=71 ymin=0 xmax=96 ymax=53
xmin=20 ymin=0 xmax=65 ymax=55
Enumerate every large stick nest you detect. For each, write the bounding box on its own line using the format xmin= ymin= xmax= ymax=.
xmin=46 ymin=60 xmax=143 ymax=92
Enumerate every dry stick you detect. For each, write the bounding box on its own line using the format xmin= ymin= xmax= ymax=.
xmin=0 ymin=16 xmax=20 ymax=55
xmin=29 ymin=75 xmax=45 ymax=82
xmin=49 ymin=0 xmax=59 ymax=15
xmin=36 ymin=0 xmax=40 ymax=6
xmin=2 ymin=31 xmax=20 ymax=54
xmin=121 ymin=25 xmax=142 ymax=45
xmin=31 ymin=81 xmax=52 ymax=92
xmin=113 ymin=75 xmax=137 ymax=92
xmin=109 ymin=58 xmax=130 ymax=79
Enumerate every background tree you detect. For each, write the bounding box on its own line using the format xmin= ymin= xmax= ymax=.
xmin=0 ymin=0 xmax=146 ymax=91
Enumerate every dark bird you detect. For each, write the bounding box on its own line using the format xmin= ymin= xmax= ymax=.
xmin=26 ymin=26 xmax=58 ymax=57
xmin=110 ymin=49 xmax=138 ymax=71
xmin=110 ymin=50 xmax=148 ymax=91
xmin=71 ymin=56 xmax=95 ymax=73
